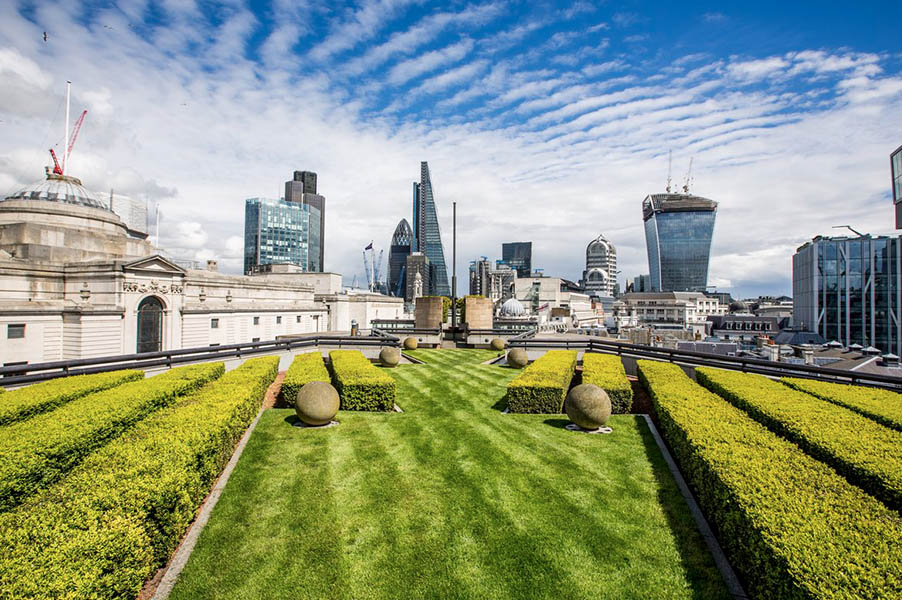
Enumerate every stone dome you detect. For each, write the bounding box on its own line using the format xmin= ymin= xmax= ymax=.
xmin=500 ymin=297 xmax=526 ymax=317
xmin=4 ymin=172 xmax=109 ymax=211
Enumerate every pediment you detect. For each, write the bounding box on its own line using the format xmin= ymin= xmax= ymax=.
xmin=122 ymin=254 xmax=187 ymax=275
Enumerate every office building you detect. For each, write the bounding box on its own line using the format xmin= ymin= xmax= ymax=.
xmin=107 ymin=192 xmax=148 ymax=237
xmin=412 ymin=162 xmax=450 ymax=296
xmin=502 ymin=242 xmax=532 ymax=277
xmin=581 ymin=234 xmax=617 ymax=297
xmin=388 ymin=219 xmax=412 ymax=297
xmin=244 ymin=197 xmax=316 ymax=275
xmin=469 ymin=257 xmax=491 ymax=296
xmin=893 ymin=145 xmax=902 ymax=228
xmin=793 ymin=234 xmax=902 ymax=355
xmin=285 ymin=171 xmax=325 ymax=271
xmin=405 ymin=252 xmax=430 ymax=302
xmin=643 ymin=193 xmax=717 ymax=292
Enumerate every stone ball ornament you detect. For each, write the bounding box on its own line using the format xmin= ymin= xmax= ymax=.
xmin=507 ymin=348 xmax=528 ymax=368
xmin=565 ymin=384 xmax=612 ymax=433
xmin=403 ymin=337 xmax=418 ymax=350
xmin=379 ymin=347 xmax=400 ymax=367
xmin=295 ymin=381 xmax=340 ymax=426
xmin=490 ymin=338 xmax=506 ymax=351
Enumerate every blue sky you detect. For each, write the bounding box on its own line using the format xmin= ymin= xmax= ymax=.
xmin=1 ymin=1 xmax=901 ymax=298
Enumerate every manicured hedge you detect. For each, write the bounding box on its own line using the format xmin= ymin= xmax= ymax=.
xmin=280 ymin=352 xmax=331 ymax=404
xmin=505 ymin=350 xmax=577 ymax=413
xmin=0 ymin=362 xmax=223 ymax=512
xmin=637 ymin=360 xmax=902 ymax=599
xmin=580 ymin=353 xmax=632 ymax=413
xmin=697 ymin=367 xmax=902 ymax=513
xmin=0 ymin=356 xmax=279 ymax=600
xmin=329 ymin=350 xmax=396 ymax=411
xmin=0 ymin=369 xmax=143 ymax=426
xmin=782 ymin=376 xmax=902 ymax=432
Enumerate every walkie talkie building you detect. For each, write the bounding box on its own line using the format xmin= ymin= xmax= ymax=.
xmin=643 ymin=193 xmax=717 ymax=292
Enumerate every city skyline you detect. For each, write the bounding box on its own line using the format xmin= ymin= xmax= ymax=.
xmin=1 ymin=2 xmax=901 ymax=298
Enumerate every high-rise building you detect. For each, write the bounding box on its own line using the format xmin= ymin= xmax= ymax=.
xmin=243 ymin=197 xmax=316 ymax=275
xmin=412 ymin=162 xmax=450 ymax=296
xmin=892 ymin=145 xmax=902 ymax=228
xmin=632 ymin=274 xmax=651 ymax=293
xmin=469 ymin=257 xmax=491 ymax=296
xmin=793 ymin=234 xmax=902 ymax=354
xmin=405 ymin=252 xmax=430 ymax=302
xmin=285 ymin=171 xmax=324 ymax=271
xmin=581 ymin=234 xmax=617 ymax=297
xmin=388 ymin=219 xmax=412 ymax=297
xmin=108 ymin=192 xmax=148 ymax=237
xmin=502 ymin=242 xmax=532 ymax=277
xmin=643 ymin=193 xmax=717 ymax=292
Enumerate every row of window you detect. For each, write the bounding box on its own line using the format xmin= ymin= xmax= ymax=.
xmin=211 ymin=315 xmax=313 ymax=329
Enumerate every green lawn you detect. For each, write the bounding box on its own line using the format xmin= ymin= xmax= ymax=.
xmin=170 ymin=349 xmax=728 ymax=600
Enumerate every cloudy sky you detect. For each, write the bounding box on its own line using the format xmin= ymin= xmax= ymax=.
xmin=1 ymin=1 xmax=901 ymax=298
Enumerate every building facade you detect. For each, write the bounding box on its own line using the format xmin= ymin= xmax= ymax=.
xmin=643 ymin=193 xmax=717 ymax=292
xmin=108 ymin=192 xmax=148 ymax=237
xmin=620 ymin=292 xmax=726 ymax=330
xmin=469 ymin=257 xmax=491 ymax=296
xmin=893 ymin=145 xmax=902 ymax=228
xmin=285 ymin=170 xmax=325 ymax=271
xmin=412 ymin=162 xmax=450 ymax=296
xmin=388 ymin=218 xmax=412 ymax=298
xmin=793 ymin=235 xmax=902 ymax=355
xmin=581 ymin=234 xmax=616 ymax=297
xmin=502 ymin=242 xmax=532 ymax=277
xmin=405 ymin=252 xmax=430 ymax=303
xmin=243 ymin=197 xmax=317 ymax=275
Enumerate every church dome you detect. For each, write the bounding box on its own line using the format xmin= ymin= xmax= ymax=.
xmin=500 ymin=297 xmax=526 ymax=317
xmin=4 ymin=172 xmax=109 ymax=211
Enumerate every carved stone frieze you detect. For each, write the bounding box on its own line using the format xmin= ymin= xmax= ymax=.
xmin=123 ymin=280 xmax=183 ymax=295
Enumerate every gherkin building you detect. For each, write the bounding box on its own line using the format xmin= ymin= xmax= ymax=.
xmin=388 ymin=218 xmax=412 ymax=297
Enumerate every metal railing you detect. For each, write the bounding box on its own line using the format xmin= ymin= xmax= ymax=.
xmin=0 ymin=334 xmax=399 ymax=387
xmin=507 ymin=336 xmax=902 ymax=391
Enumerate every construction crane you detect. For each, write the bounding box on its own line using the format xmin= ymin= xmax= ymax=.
xmin=373 ymin=249 xmax=384 ymax=289
xmin=49 ymin=108 xmax=87 ymax=176
xmin=682 ymin=157 xmax=694 ymax=194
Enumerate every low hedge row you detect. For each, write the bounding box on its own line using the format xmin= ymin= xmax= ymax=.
xmin=0 ymin=356 xmax=279 ymax=600
xmin=782 ymin=376 xmax=902 ymax=432
xmin=637 ymin=360 xmax=902 ymax=599
xmin=0 ymin=362 xmax=223 ymax=512
xmin=329 ymin=350 xmax=396 ymax=411
xmin=696 ymin=367 xmax=902 ymax=513
xmin=505 ymin=350 xmax=577 ymax=413
xmin=280 ymin=352 xmax=331 ymax=404
xmin=580 ymin=353 xmax=632 ymax=413
xmin=0 ymin=369 xmax=143 ymax=427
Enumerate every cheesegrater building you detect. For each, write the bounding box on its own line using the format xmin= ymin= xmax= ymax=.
xmin=412 ymin=162 xmax=450 ymax=297
xmin=643 ymin=193 xmax=717 ymax=292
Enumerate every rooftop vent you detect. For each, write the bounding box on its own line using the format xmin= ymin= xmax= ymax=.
xmin=862 ymin=346 xmax=881 ymax=356
xmin=825 ymin=340 xmax=843 ymax=349
xmin=848 ymin=343 xmax=863 ymax=351
xmin=880 ymin=353 xmax=900 ymax=367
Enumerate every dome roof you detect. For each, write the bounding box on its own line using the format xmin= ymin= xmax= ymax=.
xmin=391 ymin=218 xmax=412 ymax=246
xmin=500 ymin=297 xmax=526 ymax=317
xmin=4 ymin=172 xmax=110 ymax=211
xmin=586 ymin=234 xmax=615 ymax=256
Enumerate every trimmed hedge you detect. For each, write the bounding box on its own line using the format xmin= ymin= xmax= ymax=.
xmin=0 ymin=362 xmax=223 ymax=512
xmin=505 ymin=350 xmax=577 ymax=413
xmin=0 ymin=369 xmax=143 ymax=426
xmin=580 ymin=353 xmax=632 ymax=413
xmin=0 ymin=356 xmax=279 ymax=600
xmin=329 ymin=350 xmax=396 ymax=411
xmin=782 ymin=377 xmax=902 ymax=432
xmin=697 ymin=367 xmax=902 ymax=513
xmin=637 ymin=360 xmax=902 ymax=599
xmin=280 ymin=352 xmax=330 ymax=404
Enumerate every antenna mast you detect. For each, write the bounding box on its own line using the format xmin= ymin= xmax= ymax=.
xmin=666 ymin=149 xmax=672 ymax=193
xmin=63 ymin=81 xmax=71 ymax=175
xmin=682 ymin=157 xmax=694 ymax=194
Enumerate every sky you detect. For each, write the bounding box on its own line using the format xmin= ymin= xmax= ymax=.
xmin=1 ymin=1 xmax=901 ymax=299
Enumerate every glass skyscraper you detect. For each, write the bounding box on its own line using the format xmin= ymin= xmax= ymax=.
xmin=793 ymin=235 xmax=902 ymax=355
xmin=642 ymin=193 xmax=717 ymax=292
xmin=388 ymin=218 xmax=412 ymax=297
xmin=892 ymin=145 xmax=902 ymax=228
xmin=502 ymin=242 xmax=532 ymax=277
xmin=243 ymin=197 xmax=317 ymax=275
xmin=413 ymin=161 xmax=450 ymax=297
xmin=285 ymin=171 xmax=324 ymax=272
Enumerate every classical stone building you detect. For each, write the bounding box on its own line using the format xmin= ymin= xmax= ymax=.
xmin=0 ymin=171 xmax=401 ymax=366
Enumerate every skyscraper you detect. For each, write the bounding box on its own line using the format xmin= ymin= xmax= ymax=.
xmin=501 ymin=242 xmax=532 ymax=277
xmin=412 ymin=162 xmax=450 ymax=297
xmin=892 ymin=145 xmax=902 ymax=228
xmin=581 ymin=234 xmax=617 ymax=297
xmin=469 ymin=257 xmax=491 ymax=296
xmin=405 ymin=252 xmax=430 ymax=302
xmin=243 ymin=197 xmax=315 ymax=275
xmin=388 ymin=219 xmax=412 ymax=297
xmin=285 ymin=170 xmax=324 ymax=271
xmin=643 ymin=193 xmax=717 ymax=292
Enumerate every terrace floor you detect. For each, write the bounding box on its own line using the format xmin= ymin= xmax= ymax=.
xmin=169 ymin=349 xmax=729 ymax=599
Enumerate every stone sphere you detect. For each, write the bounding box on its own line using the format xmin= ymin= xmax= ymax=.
xmin=490 ymin=338 xmax=506 ymax=351
xmin=403 ymin=337 xmax=418 ymax=350
xmin=296 ymin=381 xmax=340 ymax=426
xmin=565 ymin=384 xmax=611 ymax=430
xmin=507 ymin=348 xmax=528 ymax=368
xmin=379 ymin=347 xmax=400 ymax=367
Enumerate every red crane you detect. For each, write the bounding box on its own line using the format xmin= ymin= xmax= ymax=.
xmin=48 ymin=109 xmax=87 ymax=176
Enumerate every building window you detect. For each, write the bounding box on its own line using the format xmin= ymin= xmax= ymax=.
xmin=211 ymin=318 xmax=219 ymax=329
xmin=276 ymin=316 xmax=282 ymax=324
xmin=7 ymin=324 xmax=25 ymax=339
xmin=252 ymin=337 xmax=260 ymax=342
xmin=296 ymin=315 xmax=302 ymax=323
xmin=253 ymin=316 xmax=260 ymax=325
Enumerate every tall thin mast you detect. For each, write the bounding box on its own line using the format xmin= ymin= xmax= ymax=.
xmin=63 ymin=81 xmax=71 ymax=176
